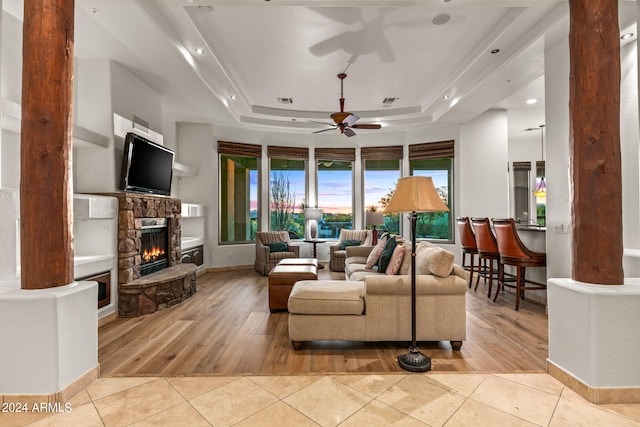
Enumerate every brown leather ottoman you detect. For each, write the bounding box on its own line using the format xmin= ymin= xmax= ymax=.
xmin=268 ymin=264 xmax=317 ymax=312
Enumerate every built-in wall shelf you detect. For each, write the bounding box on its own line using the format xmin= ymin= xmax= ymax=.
xmin=1 ymin=98 xmax=109 ymax=148
xmin=174 ymin=161 xmax=198 ymax=177
xmin=181 ymin=203 xmax=205 ymax=258
xmin=73 ymin=194 xmax=118 ymax=319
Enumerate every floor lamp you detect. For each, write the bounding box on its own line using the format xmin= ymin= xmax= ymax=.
xmin=384 ymin=176 xmax=449 ymax=372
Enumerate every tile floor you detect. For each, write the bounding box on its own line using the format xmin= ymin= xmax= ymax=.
xmin=2 ymin=373 xmax=640 ymax=426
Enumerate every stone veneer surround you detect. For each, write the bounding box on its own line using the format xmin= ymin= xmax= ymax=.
xmin=100 ymin=192 xmax=196 ymax=317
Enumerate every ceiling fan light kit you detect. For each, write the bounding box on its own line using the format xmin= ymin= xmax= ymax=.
xmin=312 ymin=73 xmax=382 ymax=137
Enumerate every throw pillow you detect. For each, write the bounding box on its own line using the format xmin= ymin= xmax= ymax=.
xmin=339 ymin=239 xmax=362 ymax=250
xmin=398 ymin=243 xmax=412 ymax=275
xmin=385 ymin=244 xmax=406 ymax=275
xmin=365 ymin=234 xmax=390 ymax=268
xmin=377 ymin=237 xmax=397 ymax=273
xmin=266 ymin=242 xmax=289 ymax=253
xmin=415 ymin=243 xmax=455 ymax=277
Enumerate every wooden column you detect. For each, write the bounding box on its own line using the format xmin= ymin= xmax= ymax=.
xmin=20 ymin=0 xmax=75 ymax=289
xmin=569 ymin=0 xmax=624 ymax=285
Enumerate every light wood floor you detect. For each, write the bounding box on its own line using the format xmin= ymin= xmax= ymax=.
xmin=98 ymin=266 xmax=548 ymax=376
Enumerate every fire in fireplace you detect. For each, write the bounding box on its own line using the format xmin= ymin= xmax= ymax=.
xmin=140 ymin=218 xmax=169 ymax=276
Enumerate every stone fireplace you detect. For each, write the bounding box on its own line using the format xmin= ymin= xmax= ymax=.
xmin=101 ymin=193 xmax=196 ymax=317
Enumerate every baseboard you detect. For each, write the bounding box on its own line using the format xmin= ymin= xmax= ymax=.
xmin=205 ymin=265 xmax=254 ymax=273
xmin=98 ymin=312 xmax=117 ymax=328
xmin=1 ymin=365 xmax=99 ymax=406
xmin=547 ymin=360 xmax=640 ymax=404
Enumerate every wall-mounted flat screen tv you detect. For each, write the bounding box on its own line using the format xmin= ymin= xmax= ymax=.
xmin=120 ymin=132 xmax=175 ymax=196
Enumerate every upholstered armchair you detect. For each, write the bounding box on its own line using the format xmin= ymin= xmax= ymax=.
xmin=255 ymin=231 xmax=300 ymax=275
xmin=329 ymin=229 xmax=372 ymax=272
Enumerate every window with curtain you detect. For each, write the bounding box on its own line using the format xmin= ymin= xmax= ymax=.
xmin=267 ymin=146 xmax=308 ymax=238
xmin=218 ymin=141 xmax=261 ymax=243
xmin=362 ymin=146 xmax=403 ymax=235
xmin=315 ymin=148 xmax=355 ymax=239
xmin=409 ymin=141 xmax=454 ymax=242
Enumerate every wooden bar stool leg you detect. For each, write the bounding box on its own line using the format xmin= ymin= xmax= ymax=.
xmin=494 ymin=262 xmax=504 ymax=303
xmin=469 ymin=253 xmax=475 ymax=288
xmin=515 ymin=266 xmax=523 ymax=311
xmin=487 ymin=258 xmax=494 ymax=298
xmin=521 ymin=266 xmax=527 ymax=301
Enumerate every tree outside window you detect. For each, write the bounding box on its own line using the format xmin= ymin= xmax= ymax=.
xmin=364 ymin=159 xmax=400 ymax=235
xmin=269 ymin=158 xmax=306 ymax=238
xmin=409 ymin=158 xmax=453 ymax=241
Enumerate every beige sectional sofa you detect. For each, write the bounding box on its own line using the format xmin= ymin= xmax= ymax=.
xmin=288 ymin=241 xmax=468 ymax=350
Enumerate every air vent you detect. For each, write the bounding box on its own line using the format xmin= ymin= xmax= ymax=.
xmin=382 ymin=97 xmax=398 ymax=105
xmin=277 ymin=97 xmax=293 ymax=104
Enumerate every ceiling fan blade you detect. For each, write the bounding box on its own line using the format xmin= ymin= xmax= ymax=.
xmin=344 ymin=128 xmax=356 ymax=137
xmin=344 ymin=114 xmax=359 ymax=126
xmin=312 ymin=128 xmax=336 ymax=134
xmin=308 ymin=120 xmax=335 ymax=126
xmin=351 ymin=124 xmax=382 ymax=129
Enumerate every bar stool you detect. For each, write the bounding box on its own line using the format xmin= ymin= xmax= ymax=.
xmin=492 ymin=218 xmax=546 ymax=311
xmin=471 ymin=217 xmax=502 ymax=298
xmin=456 ymin=216 xmax=478 ymax=288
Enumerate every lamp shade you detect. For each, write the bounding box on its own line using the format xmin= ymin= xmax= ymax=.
xmin=304 ymin=208 xmax=323 ymax=220
xmin=384 ymin=176 xmax=449 ymax=213
xmin=365 ymin=211 xmax=385 ymax=226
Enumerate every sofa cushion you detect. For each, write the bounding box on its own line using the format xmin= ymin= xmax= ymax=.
xmin=365 ymin=234 xmax=389 ymax=268
xmin=288 ymin=280 xmax=365 ymax=315
xmin=340 ymin=239 xmax=363 ymax=250
xmin=378 ymin=237 xmax=397 ymax=272
xmin=385 ymin=244 xmax=406 ymax=275
xmin=350 ymin=270 xmax=383 ymax=281
xmin=415 ymin=242 xmax=455 ymax=277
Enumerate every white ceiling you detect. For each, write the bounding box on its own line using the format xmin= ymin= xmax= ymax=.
xmin=4 ymin=1 xmax=639 ymax=136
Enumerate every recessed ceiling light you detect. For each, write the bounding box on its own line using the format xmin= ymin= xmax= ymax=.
xmin=432 ymin=14 xmax=451 ymax=26
xmin=621 ymin=32 xmax=634 ymax=40
xmin=526 ymin=98 xmax=538 ymax=105
xmin=491 ymin=48 xmax=500 ymax=54
xmin=229 ymin=95 xmax=237 ymax=100
xmin=194 ymin=48 xmax=205 ymax=55
xmin=89 ymin=7 xmax=99 ymax=14
xmin=442 ymin=95 xmax=450 ymax=100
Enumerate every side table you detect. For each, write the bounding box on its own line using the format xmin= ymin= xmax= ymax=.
xmin=303 ymin=239 xmax=326 ymax=269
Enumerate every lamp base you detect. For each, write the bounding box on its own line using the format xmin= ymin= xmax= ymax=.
xmin=398 ymin=347 xmax=432 ymax=372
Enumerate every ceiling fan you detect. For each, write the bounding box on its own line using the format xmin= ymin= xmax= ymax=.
xmin=312 ymin=73 xmax=382 ymax=137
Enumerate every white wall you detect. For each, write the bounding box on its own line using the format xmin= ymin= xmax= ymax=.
xmin=621 ymin=40 xmax=640 ymax=276
xmin=544 ymin=36 xmax=572 ymax=279
xmin=74 ymin=59 xmax=114 ymax=193
xmin=458 ymin=109 xmax=510 ymax=220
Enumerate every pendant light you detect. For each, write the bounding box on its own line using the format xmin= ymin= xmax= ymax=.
xmin=532 ymin=125 xmax=546 ymax=197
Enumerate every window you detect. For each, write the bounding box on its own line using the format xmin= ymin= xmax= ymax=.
xmin=362 ymin=146 xmax=403 ymax=235
xmin=315 ymin=148 xmax=355 ymax=239
xmin=267 ymin=146 xmax=308 ymax=238
xmin=513 ymin=162 xmax=531 ymax=223
xmin=218 ymin=141 xmax=261 ymax=243
xmin=409 ymin=141 xmax=454 ymax=242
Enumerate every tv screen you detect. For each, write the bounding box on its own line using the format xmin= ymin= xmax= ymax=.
xmin=120 ymin=133 xmax=175 ymax=196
